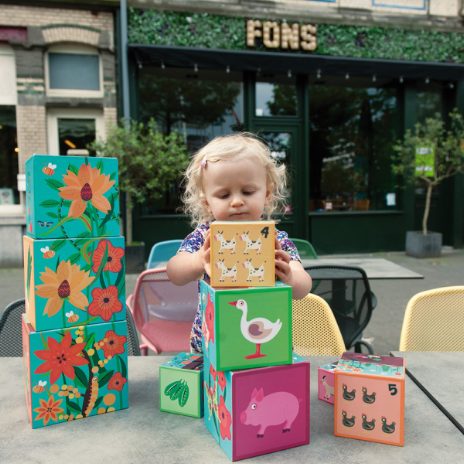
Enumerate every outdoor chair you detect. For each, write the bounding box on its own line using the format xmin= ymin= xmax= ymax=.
xmin=399 ymin=286 xmax=464 ymax=351
xmin=292 ymin=293 xmax=346 ymax=356
xmin=290 ymin=238 xmax=318 ymax=259
xmin=0 ymin=299 xmax=25 ymax=357
xmin=306 ymin=265 xmax=376 ymax=353
xmin=126 ymin=268 xmax=198 ymax=354
xmin=146 ymin=239 xmax=183 ymax=269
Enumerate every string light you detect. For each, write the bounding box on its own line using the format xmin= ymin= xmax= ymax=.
xmin=161 ymin=61 xmax=165 ymax=70
xmin=226 ymin=65 xmax=230 ymax=74
xmin=287 ymin=69 xmax=292 ymax=78
xmin=399 ymin=76 xmax=404 ymax=84
xmin=372 ymin=74 xmax=377 ymax=83
xmin=345 ymin=72 xmax=350 ymax=80
xmin=449 ymin=82 xmax=454 ymax=89
xmin=425 ymin=77 xmax=430 ymax=84
xmin=194 ymin=63 xmax=198 ymax=73
xmin=316 ymin=68 xmax=321 ymax=80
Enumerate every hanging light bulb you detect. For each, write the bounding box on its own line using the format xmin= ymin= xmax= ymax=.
xmin=287 ymin=69 xmax=292 ymax=78
xmin=161 ymin=61 xmax=166 ymax=70
xmin=316 ymin=68 xmax=321 ymax=80
xmin=449 ymin=82 xmax=455 ymax=89
xmin=372 ymin=74 xmax=377 ymax=83
xmin=194 ymin=63 xmax=198 ymax=73
xmin=345 ymin=72 xmax=350 ymax=80
xmin=425 ymin=77 xmax=430 ymax=84
xmin=226 ymin=65 xmax=230 ymax=74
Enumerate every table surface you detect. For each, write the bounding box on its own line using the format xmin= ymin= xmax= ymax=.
xmin=391 ymin=351 xmax=464 ymax=432
xmin=302 ymin=258 xmax=424 ymax=279
xmin=1 ymin=355 xmax=462 ymax=464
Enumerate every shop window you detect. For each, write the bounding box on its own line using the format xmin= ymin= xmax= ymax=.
xmin=0 ymin=106 xmax=19 ymax=206
xmin=309 ymin=78 xmax=399 ymax=212
xmin=46 ymin=45 xmax=101 ymax=97
xmin=255 ymin=74 xmax=297 ymax=117
xmin=138 ymin=67 xmax=244 ymax=214
xmin=416 ymin=82 xmax=443 ymax=123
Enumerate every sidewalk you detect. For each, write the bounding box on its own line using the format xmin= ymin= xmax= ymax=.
xmin=2 ymin=248 xmax=463 ymax=354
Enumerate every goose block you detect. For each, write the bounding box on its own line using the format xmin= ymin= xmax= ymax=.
xmin=159 ymin=352 xmax=204 ymax=418
xmin=200 ymin=279 xmax=292 ymax=372
xmin=23 ymin=235 xmax=126 ymax=332
xmin=333 ymin=352 xmax=405 ymax=446
xmin=203 ymin=353 xmax=309 ymax=461
xmin=26 ymin=154 xmax=120 ymax=239
xmin=22 ymin=314 xmax=129 ymax=429
xmin=209 ymin=220 xmax=275 ymax=287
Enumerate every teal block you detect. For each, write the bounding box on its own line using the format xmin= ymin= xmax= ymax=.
xmin=26 ymin=154 xmax=120 ymax=239
xmin=22 ymin=315 xmax=129 ymax=429
xmin=159 ymin=352 xmax=204 ymax=418
xmin=200 ymin=280 xmax=292 ymax=372
xmin=24 ymin=235 xmax=126 ymax=332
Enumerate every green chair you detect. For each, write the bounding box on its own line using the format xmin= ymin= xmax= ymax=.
xmin=290 ymin=238 xmax=318 ymax=259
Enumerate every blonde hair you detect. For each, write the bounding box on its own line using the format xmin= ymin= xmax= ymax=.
xmin=183 ymin=132 xmax=287 ymax=226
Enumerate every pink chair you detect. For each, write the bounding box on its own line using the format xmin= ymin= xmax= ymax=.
xmin=126 ymin=268 xmax=198 ymax=355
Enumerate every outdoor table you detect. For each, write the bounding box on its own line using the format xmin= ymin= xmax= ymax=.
xmin=1 ymin=355 xmax=463 ymax=463
xmin=302 ymin=258 xmax=423 ymax=280
xmin=391 ymin=351 xmax=464 ymax=434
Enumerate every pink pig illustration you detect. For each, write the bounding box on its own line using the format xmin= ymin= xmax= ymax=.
xmin=240 ymin=387 xmax=300 ymax=437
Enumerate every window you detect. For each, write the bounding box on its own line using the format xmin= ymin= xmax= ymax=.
xmin=46 ymin=45 xmax=101 ymax=97
xmin=309 ymin=77 xmax=399 ymax=212
xmin=255 ymin=74 xmax=297 ymax=117
xmin=0 ymin=106 xmax=18 ymax=206
xmin=137 ymin=67 xmax=244 ymax=214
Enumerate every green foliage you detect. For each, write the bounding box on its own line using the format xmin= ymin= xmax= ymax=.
xmin=90 ymin=119 xmax=189 ymax=206
xmin=129 ymin=8 xmax=464 ymax=63
xmin=393 ymin=109 xmax=464 ymax=233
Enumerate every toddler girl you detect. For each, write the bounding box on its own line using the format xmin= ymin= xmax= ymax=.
xmin=167 ymin=132 xmax=312 ymax=353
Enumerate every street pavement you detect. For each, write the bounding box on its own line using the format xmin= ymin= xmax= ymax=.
xmin=1 ymin=247 xmax=463 ymax=354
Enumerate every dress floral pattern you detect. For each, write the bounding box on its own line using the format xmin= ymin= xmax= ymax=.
xmin=178 ymin=223 xmax=301 ymax=353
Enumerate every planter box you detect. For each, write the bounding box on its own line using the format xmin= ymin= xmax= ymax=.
xmin=26 ymin=154 xmax=120 ymax=240
xmin=204 ymin=354 xmax=309 ymax=461
xmin=22 ymin=315 xmax=129 ymax=429
xmin=405 ymin=231 xmax=442 ymax=258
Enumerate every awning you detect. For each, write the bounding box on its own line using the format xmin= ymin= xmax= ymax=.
xmin=129 ymin=44 xmax=464 ymax=81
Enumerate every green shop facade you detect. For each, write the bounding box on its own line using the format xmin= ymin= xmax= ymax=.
xmin=125 ymin=9 xmax=464 ymax=255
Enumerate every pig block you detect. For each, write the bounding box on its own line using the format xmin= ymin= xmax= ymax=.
xmin=334 ymin=352 xmax=405 ymax=446
xmin=23 ymin=235 xmax=126 ymax=332
xmin=22 ymin=314 xmax=129 ymax=429
xmin=318 ymin=361 xmax=338 ymax=404
xmin=159 ymin=352 xmax=204 ymax=418
xmin=210 ymin=221 xmax=275 ymax=287
xmin=200 ymin=279 xmax=292 ymax=371
xmin=203 ymin=354 xmax=309 ymax=461
xmin=26 ymin=154 xmax=120 ymax=239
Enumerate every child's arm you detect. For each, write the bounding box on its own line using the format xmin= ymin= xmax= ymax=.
xmin=167 ymin=233 xmax=211 ymax=285
xmin=275 ymin=240 xmax=312 ymax=299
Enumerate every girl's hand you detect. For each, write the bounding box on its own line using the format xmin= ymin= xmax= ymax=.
xmin=275 ymin=238 xmax=293 ymax=285
xmin=198 ymin=231 xmax=211 ymax=276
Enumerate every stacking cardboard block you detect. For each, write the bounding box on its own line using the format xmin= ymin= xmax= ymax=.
xmin=334 ymin=352 xmax=405 ymax=446
xmin=210 ymin=221 xmax=275 ymax=287
xmin=160 ymin=353 xmax=204 ymax=418
xmin=318 ymin=361 xmax=338 ymax=404
xmin=22 ymin=316 xmax=129 ymax=428
xmin=203 ymin=353 xmax=309 ymax=461
xmin=23 ymin=235 xmax=126 ymax=332
xmin=26 ymin=154 xmax=120 ymax=239
xmin=200 ymin=279 xmax=292 ymax=371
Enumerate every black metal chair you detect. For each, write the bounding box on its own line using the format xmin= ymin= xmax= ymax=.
xmin=0 ymin=299 xmax=25 ymax=356
xmin=0 ymin=299 xmax=141 ymax=356
xmin=305 ymin=265 xmax=377 ymax=353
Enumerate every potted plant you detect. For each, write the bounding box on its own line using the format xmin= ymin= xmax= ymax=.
xmin=91 ymin=119 xmax=189 ymax=272
xmin=393 ymin=109 xmax=464 ymax=257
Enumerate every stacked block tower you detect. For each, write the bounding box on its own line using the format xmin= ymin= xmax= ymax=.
xmin=202 ymin=221 xmax=310 ymax=461
xmin=22 ymin=155 xmax=129 ymax=428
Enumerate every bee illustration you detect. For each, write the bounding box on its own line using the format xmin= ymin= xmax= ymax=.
xmin=40 ymin=246 xmax=55 ymax=259
xmin=42 ymin=163 xmax=57 ymax=176
xmin=33 ymin=380 xmax=47 ymax=393
xmin=66 ymin=311 xmax=79 ymax=323
xmin=38 ymin=220 xmax=53 ymax=228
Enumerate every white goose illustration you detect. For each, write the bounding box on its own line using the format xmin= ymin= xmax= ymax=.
xmin=228 ymin=299 xmax=282 ymax=359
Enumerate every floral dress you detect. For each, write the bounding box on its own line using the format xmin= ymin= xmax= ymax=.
xmin=178 ymin=223 xmax=301 ymax=353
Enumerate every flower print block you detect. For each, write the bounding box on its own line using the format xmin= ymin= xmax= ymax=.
xmin=22 ymin=315 xmax=129 ymax=429
xmin=26 ymin=154 xmax=120 ymax=239
xmin=23 ymin=235 xmax=126 ymax=332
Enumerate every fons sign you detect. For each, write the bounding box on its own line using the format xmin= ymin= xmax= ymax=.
xmin=246 ymin=19 xmax=317 ymax=51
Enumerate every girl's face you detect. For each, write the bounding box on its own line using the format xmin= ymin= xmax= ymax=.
xmin=202 ymin=156 xmax=270 ymax=222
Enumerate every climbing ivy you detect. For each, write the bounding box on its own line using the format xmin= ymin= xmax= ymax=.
xmin=128 ymin=8 xmax=464 ymax=64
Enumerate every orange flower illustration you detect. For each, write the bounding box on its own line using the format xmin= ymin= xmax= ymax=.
xmin=34 ymin=396 xmax=64 ymax=426
xmin=36 ymin=261 xmax=94 ymax=316
xmin=58 ymin=164 xmax=114 ymax=218
xmin=100 ymin=330 xmax=127 ymax=358
xmin=34 ymin=331 xmax=88 ymax=383
xmin=92 ymin=240 xmax=124 ymax=273
xmin=88 ymin=286 xmax=123 ymax=321
xmin=108 ymin=372 xmax=127 ymax=391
